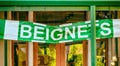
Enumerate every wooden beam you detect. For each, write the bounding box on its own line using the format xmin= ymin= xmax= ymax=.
xmin=83 ymin=41 xmax=88 ymax=66
xmin=56 ymin=44 xmax=61 ymax=66
xmin=33 ymin=42 xmax=38 ymax=66
xmin=60 ymin=43 xmax=65 ymax=66
xmin=56 ymin=43 xmax=65 ymax=66
xmin=105 ymin=39 xmax=109 ymax=66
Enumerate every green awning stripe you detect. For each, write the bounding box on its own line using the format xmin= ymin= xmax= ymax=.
xmin=0 ymin=19 xmax=5 ymax=39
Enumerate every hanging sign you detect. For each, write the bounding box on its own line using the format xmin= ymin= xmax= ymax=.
xmin=0 ymin=19 xmax=120 ymax=43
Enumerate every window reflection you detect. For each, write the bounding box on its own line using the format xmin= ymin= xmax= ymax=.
xmin=96 ymin=11 xmax=117 ymax=20
xmin=13 ymin=41 xmax=27 ymax=66
xmin=96 ymin=40 xmax=106 ymax=66
xmin=96 ymin=11 xmax=117 ymax=66
xmin=12 ymin=11 xmax=28 ymax=66
xmin=67 ymin=44 xmax=83 ymax=66
xmin=34 ymin=11 xmax=86 ymax=25
xmin=38 ymin=44 xmax=56 ymax=66
xmin=12 ymin=11 xmax=28 ymax=21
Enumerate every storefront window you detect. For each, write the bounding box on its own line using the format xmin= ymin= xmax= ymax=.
xmin=12 ymin=11 xmax=28 ymax=21
xmin=38 ymin=44 xmax=56 ymax=66
xmin=67 ymin=44 xmax=83 ymax=66
xmin=34 ymin=11 xmax=86 ymax=66
xmin=96 ymin=11 xmax=117 ymax=20
xmin=96 ymin=40 xmax=107 ymax=66
xmin=96 ymin=11 xmax=117 ymax=66
xmin=13 ymin=41 xmax=27 ymax=66
xmin=34 ymin=11 xmax=86 ymax=25
xmin=12 ymin=11 xmax=28 ymax=66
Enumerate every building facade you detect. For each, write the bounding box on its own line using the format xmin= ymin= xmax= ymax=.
xmin=0 ymin=0 xmax=120 ymax=66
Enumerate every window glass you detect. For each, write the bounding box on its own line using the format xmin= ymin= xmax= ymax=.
xmin=34 ymin=11 xmax=86 ymax=66
xmin=96 ymin=11 xmax=117 ymax=20
xmin=67 ymin=44 xmax=83 ymax=66
xmin=34 ymin=11 xmax=86 ymax=25
xmin=96 ymin=11 xmax=117 ymax=66
xmin=13 ymin=41 xmax=27 ymax=66
xmin=12 ymin=11 xmax=28 ymax=66
xmin=38 ymin=44 xmax=56 ymax=66
xmin=12 ymin=11 xmax=28 ymax=21
xmin=96 ymin=40 xmax=107 ymax=66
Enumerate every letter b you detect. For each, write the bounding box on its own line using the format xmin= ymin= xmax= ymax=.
xmin=20 ymin=25 xmax=32 ymax=38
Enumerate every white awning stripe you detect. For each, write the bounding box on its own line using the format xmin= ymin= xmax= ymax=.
xmin=113 ymin=19 xmax=120 ymax=37
xmin=4 ymin=20 xmax=19 ymax=40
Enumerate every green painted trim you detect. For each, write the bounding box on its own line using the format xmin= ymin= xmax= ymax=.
xmin=115 ymin=38 xmax=118 ymax=66
xmin=4 ymin=40 xmax=7 ymax=66
xmin=1 ymin=6 xmax=120 ymax=11
xmin=0 ymin=6 xmax=89 ymax=11
xmin=0 ymin=1 xmax=120 ymax=6
xmin=90 ymin=5 xmax=96 ymax=66
xmin=96 ymin=6 xmax=120 ymax=11
xmin=0 ymin=0 xmax=118 ymax=2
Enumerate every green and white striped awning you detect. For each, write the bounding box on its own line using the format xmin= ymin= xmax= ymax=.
xmin=0 ymin=19 xmax=120 ymax=43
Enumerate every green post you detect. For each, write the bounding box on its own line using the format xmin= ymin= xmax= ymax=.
xmin=90 ymin=5 xmax=96 ymax=66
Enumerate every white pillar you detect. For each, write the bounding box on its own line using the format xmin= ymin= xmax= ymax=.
xmin=7 ymin=40 xmax=12 ymax=66
xmin=7 ymin=11 xmax=12 ymax=66
xmin=110 ymin=38 xmax=116 ymax=66
xmin=28 ymin=11 xmax=33 ymax=66
xmin=111 ymin=38 xmax=116 ymax=57
xmin=87 ymin=11 xmax=91 ymax=66
xmin=88 ymin=40 xmax=91 ymax=66
xmin=108 ymin=39 xmax=112 ymax=66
